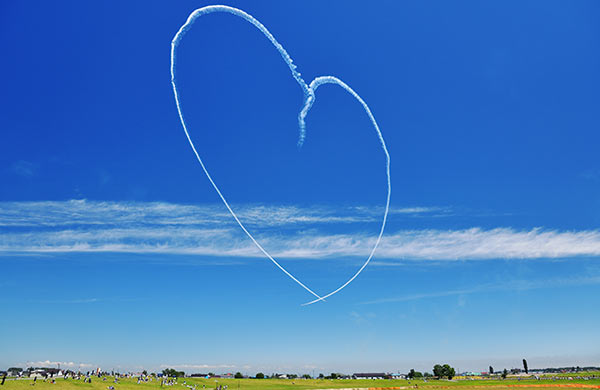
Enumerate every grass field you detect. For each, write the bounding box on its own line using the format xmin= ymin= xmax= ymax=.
xmin=2 ymin=376 xmax=600 ymax=390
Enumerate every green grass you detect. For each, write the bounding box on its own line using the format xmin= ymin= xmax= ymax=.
xmin=2 ymin=376 xmax=599 ymax=390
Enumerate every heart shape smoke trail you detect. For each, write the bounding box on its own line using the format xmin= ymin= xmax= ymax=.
xmin=170 ymin=5 xmax=391 ymax=305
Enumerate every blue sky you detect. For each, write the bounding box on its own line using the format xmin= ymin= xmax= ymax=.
xmin=1 ymin=0 xmax=599 ymax=375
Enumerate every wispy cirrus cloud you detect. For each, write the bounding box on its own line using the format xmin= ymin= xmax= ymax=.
xmin=6 ymin=160 xmax=37 ymax=177
xmin=1 ymin=200 xmax=600 ymax=261
xmin=360 ymin=275 xmax=600 ymax=304
xmin=20 ymin=297 xmax=142 ymax=304
xmin=2 ymin=225 xmax=600 ymax=261
xmin=22 ymin=360 xmax=95 ymax=368
xmin=160 ymin=364 xmax=236 ymax=370
xmin=0 ymin=200 xmax=442 ymax=228
xmin=30 ymin=298 xmax=100 ymax=304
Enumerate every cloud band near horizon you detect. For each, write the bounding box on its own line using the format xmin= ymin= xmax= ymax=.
xmin=1 ymin=200 xmax=599 ymax=261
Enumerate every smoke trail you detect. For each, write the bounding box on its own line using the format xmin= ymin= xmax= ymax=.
xmin=170 ymin=5 xmax=391 ymax=305
xmin=299 ymin=76 xmax=391 ymax=306
xmin=171 ymin=6 xmax=322 ymax=302
xmin=171 ymin=5 xmax=313 ymax=146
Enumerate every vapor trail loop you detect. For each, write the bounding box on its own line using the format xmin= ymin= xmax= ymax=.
xmin=170 ymin=5 xmax=391 ymax=305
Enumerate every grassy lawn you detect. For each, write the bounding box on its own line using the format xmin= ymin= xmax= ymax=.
xmin=1 ymin=376 xmax=599 ymax=390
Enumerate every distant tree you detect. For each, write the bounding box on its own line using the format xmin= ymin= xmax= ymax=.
xmin=234 ymin=372 xmax=243 ymax=379
xmin=414 ymin=371 xmax=423 ymax=378
xmin=523 ymin=359 xmax=528 ymax=374
xmin=302 ymin=374 xmax=311 ymax=379
xmin=208 ymin=372 xmax=214 ymax=377
xmin=162 ymin=369 xmax=183 ymax=378
xmin=489 ymin=366 xmax=494 ymax=375
xmin=502 ymin=369 xmax=508 ymax=379
xmin=255 ymin=373 xmax=264 ymax=379
xmin=424 ymin=372 xmax=433 ymax=378
xmin=318 ymin=373 xmax=324 ymax=379
xmin=442 ymin=365 xmax=455 ymax=380
xmin=142 ymin=370 xmax=147 ymax=376
xmin=330 ymin=373 xmax=338 ymax=379
xmin=289 ymin=374 xmax=298 ymax=379
xmin=433 ymin=365 xmax=444 ymax=378
xmin=408 ymin=369 xmax=416 ymax=379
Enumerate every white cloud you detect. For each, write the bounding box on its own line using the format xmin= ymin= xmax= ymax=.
xmin=1 ymin=200 xmax=600 ymax=261
xmin=2 ymin=225 xmax=600 ymax=261
xmin=160 ymin=364 xmax=236 ymax=370
xmin=360 ymin=275 xmax=600 ymax=304
xmin=0 ymin=200 xmax=426 ymax=228
xmin=24 ymin=360 xmax=94 ymax=368
xmin=29 ymin=298 xmax=100 ymax=304
xmin=7 ymin=160 xmax=37 ymax=177
xmin=374 ymin=228 xmax=600 ymax=260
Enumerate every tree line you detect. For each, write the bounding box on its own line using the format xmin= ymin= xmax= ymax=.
xmin=407 ymin=364 xmax=456 ymax=380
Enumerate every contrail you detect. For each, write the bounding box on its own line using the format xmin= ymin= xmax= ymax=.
xmin=170 ymin=5 xmax=391 ymax=305
xmin=170 ymin=5 xmax=312 ymax=146
xmin=299 ymin=76 xmax=391 ymax=306
xmin=170 ymin=5 xmax=322 ymax=302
